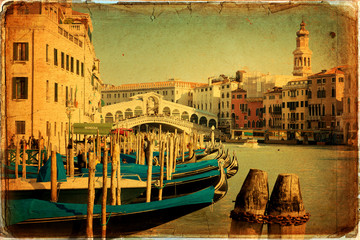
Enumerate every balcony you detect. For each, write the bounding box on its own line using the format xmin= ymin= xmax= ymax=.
xmin=306 ymin=116 xmax=321 ymax=121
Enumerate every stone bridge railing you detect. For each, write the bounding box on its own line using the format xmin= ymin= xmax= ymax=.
xmin=114 ymin=115 xmax=221 ymax=135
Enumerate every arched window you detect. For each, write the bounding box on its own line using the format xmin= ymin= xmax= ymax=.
xmin=252 ymin=121 xmax=255 ymax=128
xmin=199 ymin=116 xmax=207 ymax=126
xmin=332 ymin=87 xmax=335 ymax=97
xmin=226 ymin=112 xmax=229 ymax=117
xmin=134 ymin=106 xmax=142 ymax=116
xmin=125 ymin=108 xmax=133 ymax=118
xmin=322 ymin=105 xmax=325 ymax=116
xmin=105 ymin=113 xmax=113 ymax=123
xmin=209 ymin=119 xmax=216 ymax=128
xmin=332 ymin=104 xmax=335 ymax=116
xmin=181 ymin=111 xmax=189 ymax=121
xmin=172 ymin=109 xmax=180 ymax=118
xmin=300 ymin=58 xmax=303 ymax=66
xmin=163 ymin=107 xmax=171 ymax=116
xmin=304 ymin=57 xmax=306 ymax=66
xmin=221 ymin=112 xmax=224 ymax=118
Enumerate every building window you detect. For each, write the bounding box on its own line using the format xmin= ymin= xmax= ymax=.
xmin=15 ymin=121 xmax=25 ymax=134
xmin=54 ymin=48 xmax=58 ymax=66
xmin=232 ymin=95 xmax=235 ymax=99
xmin=54 ymin=83 xmax=58 ymax=102
xmin=227 ymin=93 xmax=229 ymax=98
xmin=222 ymin=93 xmax=224 ymax=98
xmin=46 ymin=44 xmax=49 ymax=62
xmin=13 ymin=42 xmax=29 ymax=61
xmin=46 ymin=80 xmax=50 ymax=101
xmin=232 ymin=104 xmax=234 ymax=110
xmin=61 ymin=52 xmax=64 ymax=68
xmin=332 ymin=88 xmax=335 ymax=97
xmin=322 ymin=78 xmax=326 ymax=83
xmin=76 ymin=60 xmax=79 ymax=75
xmin=332 ymin=77 xmax=336 ymax=83
xmin=12 ymin=77 xmax=28 ymax=99
xmin=66 ymin=54 xmax=69 ymax=70
xmin=81 ymin=62 xmax=84 ymax=77
xmin=317 ymin=79 xmax=321 ymax=84
xmin=339 ymin=77 xmax=344 ymax=82
xmin=70 ymin=57 xmax=74 ymax=72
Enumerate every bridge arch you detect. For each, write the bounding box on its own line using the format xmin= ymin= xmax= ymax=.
xmin=134 ymin=106 xmax=143 ymax=116
xmin=209 ymin=119 xmax=216 ymax=128
xmin=190 ymin=114 xmax=198 ymax=124
xmin=199 ymin=116 xmax=207 ymax=126
xmin=163 ymin=107 xmax=171 ymax=116
xmin=172 ymin=109 xmax=180 ymax=118
xmin=115 ymin=111 xmax=123 ymax=121
xmin=125 ymin=108 xmax=133 ymax=118
xmin=181 ymin=111 xmax=189 ymax=121
xmin=105 ymin=112 xmax=114 ymax=123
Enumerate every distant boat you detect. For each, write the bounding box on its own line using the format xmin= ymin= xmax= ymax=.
xmin=243 ymin=139 xmax=259 ymax=148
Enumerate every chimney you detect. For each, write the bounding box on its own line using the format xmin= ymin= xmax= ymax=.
xmin=208 ymin=77 xmax=212 ymax=86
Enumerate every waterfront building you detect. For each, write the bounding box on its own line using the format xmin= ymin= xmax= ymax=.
xmin=218 ymin=78 xmax=240 ymax=134
xmin=101 ymin=78 xmax=204 ymax=107
xmin=230 ymin=89 xmax=247 ymax=129
xmin=231 ymin=89 xmax=263 ymax=129
xmin=281 ymin=79 xmax=309 ymax=130
xmin=307 ymin=66 xmax=345 ymax=130
xmin=341 ymin=66 xmax=358 ymax=144
xmin=292 ymin=21 xmax=312 ymax=77
xmin=263 ymin=87 xmax=283 ymax=129
xmin=238 ymin=70 xmax=295 ymax=98
xmin=192 ymin=78 xmax=221 ymax=117
xmin=1 ymin=2 xmax=102 ymax=151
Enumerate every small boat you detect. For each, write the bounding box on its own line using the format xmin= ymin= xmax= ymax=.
xmin=243 ymin=139 xmax=259 ymax=148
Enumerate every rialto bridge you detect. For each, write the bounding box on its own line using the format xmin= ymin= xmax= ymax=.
xmin=95 ymin=93 xmax=219 ymax=134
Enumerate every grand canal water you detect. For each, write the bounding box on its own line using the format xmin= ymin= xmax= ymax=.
xmin=131 ymin=143 xmax=358 ymax=238
xmin=6 ymin=144 xmax=358 ymax=238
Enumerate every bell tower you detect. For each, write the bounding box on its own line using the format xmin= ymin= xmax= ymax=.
xmin=293 ymin=21 xmax=312 ymax=77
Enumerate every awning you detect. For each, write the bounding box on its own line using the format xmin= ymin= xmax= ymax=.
xmin=73 ymin=123 xmax=112 ymax=136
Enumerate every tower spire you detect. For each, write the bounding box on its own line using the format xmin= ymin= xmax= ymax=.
xmin=292 ymin=21 xmax=312 ymax=77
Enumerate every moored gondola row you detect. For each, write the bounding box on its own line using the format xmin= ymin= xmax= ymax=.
xmin=3 ymin=127 xmax=238 ymax=237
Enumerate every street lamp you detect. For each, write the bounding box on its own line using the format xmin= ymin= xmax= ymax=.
xmin=66 ymin=102 xmax=75 ymax=143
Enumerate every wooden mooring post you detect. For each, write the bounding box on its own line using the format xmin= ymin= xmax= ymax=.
xmin=158 ymin=140 xmax=165 ymax=201
xmin=50 ymin=150 xmax=57 ymax=202
xmin=111 ymin=142 xmax=120 ymax=205
xmin=15 ymin=138 xmax=19 ymax=179
xmin=230 ymin=169 xmax=269 ymax=237
xmin=146 ymin=137 xmax=154 ymax=203
xmin=86 ymin=152 xmax=96 ymax=238
xmin=22 ymin=140 xmax=27 ymax=179
xmin=101 ymin=149 xmax=108 ymax=239
xmin=267 ymin=174 xmax=309 ymax=239
xmin=116 ymin=136 xmax=122 ymax=205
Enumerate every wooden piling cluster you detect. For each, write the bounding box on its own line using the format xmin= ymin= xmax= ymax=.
xmin=230 ymin=169 xmax=310 ymax=238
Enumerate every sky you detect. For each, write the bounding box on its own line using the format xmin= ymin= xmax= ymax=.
xmin=73 ymin=2 xmax=356 ymax=85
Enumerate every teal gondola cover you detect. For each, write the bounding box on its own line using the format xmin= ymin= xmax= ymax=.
xmin=7 ymin=186 xmax=215 ymax=225
xmin=36 ymin=153 xmax=67 ymax=182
